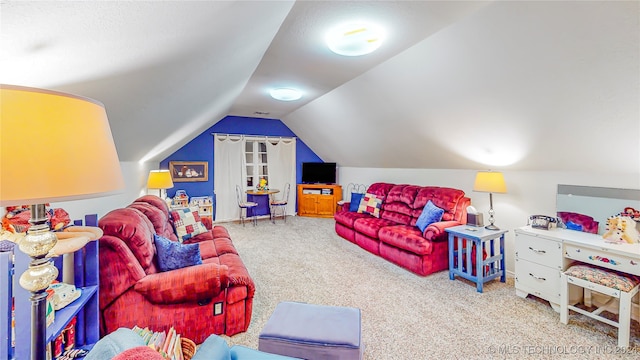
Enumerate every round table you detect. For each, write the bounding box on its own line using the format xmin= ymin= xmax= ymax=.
xmin=245 ymin=189 xmax=280 ymax=217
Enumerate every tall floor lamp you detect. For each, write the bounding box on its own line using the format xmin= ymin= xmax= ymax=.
xmin=0 ymin=85 xmax=124 ymax=360
xmin=147 ymin=169 xmax=174 ymax=198
xmin=473 ymin=171 xmax=507 ymax=230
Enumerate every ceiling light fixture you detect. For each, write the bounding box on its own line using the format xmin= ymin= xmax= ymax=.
xmin=326 ymin=22 xmax=385 ymax=56
xmin=270 ymin=88 xmax=302 ymax=101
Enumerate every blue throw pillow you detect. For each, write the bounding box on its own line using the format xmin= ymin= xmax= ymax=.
xmin=566 ymin=221 xmax=584 ymax=232
xmin=154 ymin=234 xmax=202 ymax=272
xmin=416 ymin=200 xmax=445 ymax=232
xmin=349 ymin=192 xmax=365 ymax=212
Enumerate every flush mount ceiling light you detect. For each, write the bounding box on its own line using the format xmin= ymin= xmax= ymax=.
xmin=325 ymin=22 xmax=385 ymax=56
xmin=270 ymin=88 xmax=302 ymax=101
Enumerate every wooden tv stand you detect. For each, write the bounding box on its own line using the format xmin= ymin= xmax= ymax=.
xmin=297 ymin=184 xmax=342 ymax=218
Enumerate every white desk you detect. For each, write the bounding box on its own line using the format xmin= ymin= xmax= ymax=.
xmin=515 ymin=226 xmax=640 ymax=310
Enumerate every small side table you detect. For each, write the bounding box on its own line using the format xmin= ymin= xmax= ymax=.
xmin=446 ymin=225 xmax=507 ymax=293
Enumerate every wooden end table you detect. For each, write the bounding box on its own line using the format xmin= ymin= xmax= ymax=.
xmin=446 ymin=225 xmax=507 ymax=293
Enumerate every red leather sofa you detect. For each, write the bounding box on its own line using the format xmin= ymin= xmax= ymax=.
xmin=98 ymin=195 xmax=254 ymax=343
xmin=334 ymin=183 xmax=471 ymax=276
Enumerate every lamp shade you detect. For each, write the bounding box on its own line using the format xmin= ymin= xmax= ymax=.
xmin=147 ymin=170 xmax=174 ymax=189
xmin=0 ymin=84 xmax=125 ymax=206
xmin=473 ymin=171 xmax=507 ymax=194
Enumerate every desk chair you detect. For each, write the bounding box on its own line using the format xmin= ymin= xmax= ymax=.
xmin=236 ymin=185 xmax=258 ymax=226
xmin=270 ymin=183 xmax=290 ymax=223
xmin=560 ymin=264 xmax=640 ymax=348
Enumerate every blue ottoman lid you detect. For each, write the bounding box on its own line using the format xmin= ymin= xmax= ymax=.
xmin=260 ymin=302 xmax=361 ymax=348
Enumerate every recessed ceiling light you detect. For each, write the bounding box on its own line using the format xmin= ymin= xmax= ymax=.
xmin=270 ymin=88 xmax=302 ymax=101
xmin=325 ymin=22 xmax=385 ymax=56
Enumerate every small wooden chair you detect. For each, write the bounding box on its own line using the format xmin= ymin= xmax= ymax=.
xmin=560 ymin=264 xmax=640 ymax=348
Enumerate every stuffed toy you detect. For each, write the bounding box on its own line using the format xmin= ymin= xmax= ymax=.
xmin=2 ymin=205 xmax=71 ymax=233
xmin=1 ymin=206 xmax=103 ymax=257
xmin=603 ymin=215 xmax=639 ymax=244
xmin=621 ymin=207 xmax=640 ymax=222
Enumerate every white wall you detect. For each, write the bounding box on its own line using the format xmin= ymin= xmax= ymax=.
xmin=47 ymin=161 xmax=154 ymax=222
xmin=337 ymin=167 xmax=640 ymax=274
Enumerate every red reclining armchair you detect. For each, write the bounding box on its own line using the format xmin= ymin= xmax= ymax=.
xmin=98 ymin=195 xmax=254 ymax=344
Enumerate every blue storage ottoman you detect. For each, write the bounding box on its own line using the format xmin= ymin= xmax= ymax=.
xmin=259 ymin=301 xmax=363 ymax=360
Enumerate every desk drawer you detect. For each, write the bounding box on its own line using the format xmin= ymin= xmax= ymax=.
xmin=515 ymin=233 xmax=562 ymax=269
xmin=565 ymin=244 xmax=640 ymax=276
xmin=515 ymin=258 xmax=560 ymax=302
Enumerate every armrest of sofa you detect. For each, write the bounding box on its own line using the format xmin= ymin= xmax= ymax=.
xmin=190 ymin=334 xmax=231 ymax=360
xmin=134 ymin=263 xmax=229 ymax=304
xmin=423 ymin=220 xmax=463 ymax=241
xmin=99 ymin=236 xmax=147 ymax=309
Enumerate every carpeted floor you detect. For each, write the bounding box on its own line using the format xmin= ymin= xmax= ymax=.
xmin=219 ymin=216 xmax=640 ymax=359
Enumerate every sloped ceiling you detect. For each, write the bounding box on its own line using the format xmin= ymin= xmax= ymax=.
xmin=1 ymin=1 xmax=638 ymax=175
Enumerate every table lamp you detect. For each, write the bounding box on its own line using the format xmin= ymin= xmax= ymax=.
xmin=473 ymin=171 xmax=507 ymax=230
xmin=147 ymin=169 xmax=174 ymax=198
xmin=0 ymin=84 xmax=124 ymax=360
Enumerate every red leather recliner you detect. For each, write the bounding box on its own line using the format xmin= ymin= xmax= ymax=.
xmin=98 ymin=195 xmax=254 ymax=344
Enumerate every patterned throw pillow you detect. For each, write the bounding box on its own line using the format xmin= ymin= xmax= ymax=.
xmin=170 ymin=207 xmax=208 ymax=242
xmin=357 ymin=193 xmax=383 ymax=218
xmin=416 ymin=200 xmax=445 ymax=232
xmin=154 ymin=234 xmax=202 ymax=272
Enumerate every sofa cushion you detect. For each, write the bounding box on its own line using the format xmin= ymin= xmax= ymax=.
xmin=416 ymin=200 xmax=445 ymax=232
xmin=380 ymin=202 xmax=412 ymax=225
xmin=154 ymin=234 xmax=202 ymax=272
xmin=357 ymin=193 xmax=383 ymax=218
xmin=413 ymin=187 xmax=465 ymax=221
xmin=170 ymin=207 xmax=209 ymax=242
xmin=128 ymin=201 xmax=178 ymax=241
xmin=353 ymin=217 xmax=397 ymax=239
xmin=365 ymin=182 xmax=395 ymax=199
xmin=378 ymin=225 xmax=434 ymax=255
xmin=349 ymin=192 xmax=365 ymax=212
xmin=99 ymin=208 xmax=157 ymax=271
xmin=335 ymin=210 xmax=371 ymax=228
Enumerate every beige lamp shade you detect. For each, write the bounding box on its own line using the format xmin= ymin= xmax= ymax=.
xmin=0 ymin=84 xmax=125 ymax=206
xmin=147 ymin=170 xmax=174 ymax=189
xmin=473 ymin=171 xmax=507 ymax=194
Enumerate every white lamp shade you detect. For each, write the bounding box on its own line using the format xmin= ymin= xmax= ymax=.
xmin=0 ymin=84 xmax=125 ymax=206
xmin=473 ymin=171 xmax=507 ymax=194
xmin=147 ymin=170 xmax=174 ymax=189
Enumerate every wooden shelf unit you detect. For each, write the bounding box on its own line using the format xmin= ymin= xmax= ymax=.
xmin=297 ymin=184 xmax=342 ymax=218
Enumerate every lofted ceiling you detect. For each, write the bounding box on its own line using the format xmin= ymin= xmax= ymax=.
xmin=1 ymin=1 xmax=638 ymax=175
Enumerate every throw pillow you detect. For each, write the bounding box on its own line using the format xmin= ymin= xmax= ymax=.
xmin=565 ymin=221 xmax=584 ymax=232
xmin=154 ymin=234 xmax=202 ymax=272
xmin=416 ymin=200 xmax=445 ymax=232
xmin=170 ymin=207 xmax=208 ymax=242
xmin=357 ymin=193 xmax=382 ymax=218
xmin=349 ymin=192 xmax=365 ymax=212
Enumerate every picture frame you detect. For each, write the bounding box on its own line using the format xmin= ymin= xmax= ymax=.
xmin=169 ymin=161 xmax=208 ymax=182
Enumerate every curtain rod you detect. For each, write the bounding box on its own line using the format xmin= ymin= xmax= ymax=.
xmin=211 ymin=133 xmax=296 ymax=141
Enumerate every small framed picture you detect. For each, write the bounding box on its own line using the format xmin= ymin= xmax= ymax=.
xmin=169 ymin=161 xmax=208 ymax=182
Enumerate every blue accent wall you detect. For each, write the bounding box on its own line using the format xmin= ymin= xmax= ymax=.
xmin=160 ymin=116 xmax=323 ymax=198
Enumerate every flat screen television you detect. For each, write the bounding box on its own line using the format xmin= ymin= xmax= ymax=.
xmin=301 ymin=162 xmax=337 ymax=184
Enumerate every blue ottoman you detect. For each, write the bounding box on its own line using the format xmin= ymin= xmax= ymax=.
xmin=259 ymin=302 xmax=363 ymax=360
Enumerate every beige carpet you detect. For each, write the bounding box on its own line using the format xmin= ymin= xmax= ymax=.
xmin=219 ymin=216 xmax=640 ymax=359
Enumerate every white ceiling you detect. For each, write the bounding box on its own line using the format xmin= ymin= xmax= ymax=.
xmin=1 ymin=1 xmax=638 ymax=175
